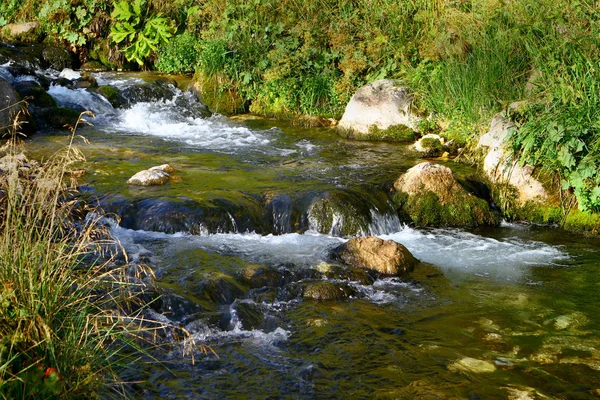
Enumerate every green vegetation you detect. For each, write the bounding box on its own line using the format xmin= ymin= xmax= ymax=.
xmin=340 ymin=124 xmax=417 ymax=143
xmin=0 ymin=115 xmax=176 ymax=397
xmin=392 ymin=190 xmax=501 ymax=228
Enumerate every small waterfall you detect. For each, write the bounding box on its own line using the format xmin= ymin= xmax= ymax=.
xmin=48 ymin=84 xmax=115 ymax=115
xmin=368 ymin=209 xmax=403 ymax=235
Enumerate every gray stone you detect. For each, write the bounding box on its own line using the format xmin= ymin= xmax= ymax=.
xmin=0 ymin=78 xmax=24 ymax=135
xmin=477 ymin=114 xmax=547 ymax=204
xmin=338 ymin=80 xmax=420 ymax=136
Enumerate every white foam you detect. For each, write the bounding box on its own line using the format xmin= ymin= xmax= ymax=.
xmin=380 ymin=227 xmax=569 ymax=279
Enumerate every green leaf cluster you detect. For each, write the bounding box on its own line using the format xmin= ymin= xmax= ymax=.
xmin=109 ymin=0 xmax=174 ymax=66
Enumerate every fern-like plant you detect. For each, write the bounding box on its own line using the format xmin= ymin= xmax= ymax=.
xmin=109 ymin=0 xmax=174 ymax=66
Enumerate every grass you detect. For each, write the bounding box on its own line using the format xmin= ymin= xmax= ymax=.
xmin=0 ymin=112 xmax=181 ymax=398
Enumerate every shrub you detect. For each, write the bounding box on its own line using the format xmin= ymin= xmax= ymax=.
xmin=156 ymin=31 xmax=201 ymax=73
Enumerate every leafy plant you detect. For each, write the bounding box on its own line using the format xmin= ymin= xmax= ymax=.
xmin=156 ymin=31 xmax=201 ymax=73
xmin=109 ymin=0 xmax=174 ymax=66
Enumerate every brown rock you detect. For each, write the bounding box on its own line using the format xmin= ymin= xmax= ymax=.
xmin=334 ymin=236 xmax=418 ymax=275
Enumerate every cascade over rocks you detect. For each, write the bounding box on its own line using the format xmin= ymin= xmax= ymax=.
xmin=477 ymin=113 xmax=547 ymax=205
xmin=392 ymin=162 xmax=500 ymax=227
xmin=127 ymin=164 xmax=175 ymax=186
xmin=338 ymin=79 xmax=420 ymax=139
xmin=333 ymin=236 xmax=418 ymax=276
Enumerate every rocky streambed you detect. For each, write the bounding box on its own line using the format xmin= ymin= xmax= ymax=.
xmin=2 ymin=43 xmax=600 ymax=398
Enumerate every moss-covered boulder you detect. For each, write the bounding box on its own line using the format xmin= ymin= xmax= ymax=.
xmin=39 ymin=107 xmax=81 ymax=130
xmin=307 ymin=190 xmax=373 ymax=236
xmin=303 ymin=281 xmax=356 ymax=301
xmin=392 ymin=162 xmax=500 ymax=227
xmin=191 ymin=71 xmax=246 ymax=115
xmin=42 ymin=46 xmax=73 ymax=70
xmin=96 ymin=85 xmax=127 ymax=108
xmin=13 ymin=81 xmax=57 ymax=108
xmin=333 ymin=236 xmax=418 ymax=276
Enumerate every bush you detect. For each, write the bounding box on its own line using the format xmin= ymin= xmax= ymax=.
xmin=156 ymin=31 xmax=201 ymax=73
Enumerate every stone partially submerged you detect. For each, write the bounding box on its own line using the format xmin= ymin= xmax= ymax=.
xmin=338 ymin=79 xmax=420 ymax=140
xmin=333 ymin=236 xmax=418 ymax=276
xmin=127 ymin=164 xmax=175 ymax=186
xmin=392 ymin=162 xmax=500 ymax=227
xmin=478 ymin=114 xmax=547 ymax=205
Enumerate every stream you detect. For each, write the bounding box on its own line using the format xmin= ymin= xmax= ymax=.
xmin=6 ymin=63 xmax=600 ymax=398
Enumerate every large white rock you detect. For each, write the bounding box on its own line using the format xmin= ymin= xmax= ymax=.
xmin=2 ymin=22 xmax=39 ymax=39
xmin=338 ymin=79 xmax=420 ymax=136
xmin=478 ymin=114 xmax=547 ymax=204
xmin=127 ymin=164 xmax=174 ymax=186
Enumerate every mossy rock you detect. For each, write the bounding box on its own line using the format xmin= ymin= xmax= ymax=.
xmin=89 ymin=39 xmax=119 ymax=70
xmin=81 ymin=61 xmax=106 ymax=72
xmin=418 ymin=137 xmax=445 ymax=157
xmin=192 ymin=71 xmax=247 ymax=115
xmin=14 ymin=81 xmax=58 ymax=108
xmin=340 ymin=124 xmax=417 ymax=142
xmin=392 ymin=163 xmax=501 ymax=228
xmin=96 ymin=85 xmax=127 ymax=108
xmin=308 ymin=190 xmax=372 ymax=236
xmin=41 ymin=107 xmax=81 ymax=130
xmin=42 ymin=46 xmax=73 ymax=70
xmin=392 ymin=190 xmax=500 ymax=228
xmin=303 ymin=281 xmax=356 ymax=301
xmin=1 ymin=23 xmax=43 ymax=43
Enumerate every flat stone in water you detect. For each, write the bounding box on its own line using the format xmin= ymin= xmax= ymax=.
xmin=448 ymin=357 xmax=496 ymax=374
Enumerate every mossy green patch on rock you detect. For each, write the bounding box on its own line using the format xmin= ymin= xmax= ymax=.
xmin=95 ymin=85 xmax=127 ymax=108
xmin=418 ymin=137 xmax=445 ymax=157
xmin=42 ymin=107 xmax=81 ymax=130
xmin=392 ymin=162 xmax=500 ymax=228
xmin=192 ymin=71 xmax=246 ymax=115
xmin=340 ymin=124 xmax=417 ymax=142
xmin=392 ymin=190 xmax=500 ymax=228
xmin=308 ymin=191 xmax=372 ymax=236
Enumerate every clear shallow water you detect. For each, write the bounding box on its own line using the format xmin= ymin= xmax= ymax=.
xmin=18 ymin=70 xmax=600 ymax=398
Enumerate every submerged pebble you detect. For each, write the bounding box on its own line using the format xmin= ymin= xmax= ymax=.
xmin=448 ymin=357 xmax=496 ymax=374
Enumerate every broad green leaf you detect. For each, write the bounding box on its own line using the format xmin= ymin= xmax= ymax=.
xmin=111 ymin=1 xmax=133 ymax=21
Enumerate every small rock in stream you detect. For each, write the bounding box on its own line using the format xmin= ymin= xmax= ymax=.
xmin=127 ymin=164 xmax=175 ymax=186
xmin=448 ymin=357 xmax=496 ymax=374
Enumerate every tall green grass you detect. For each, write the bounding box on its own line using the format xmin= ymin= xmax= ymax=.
xmin=0 ymin=112 xmax=165 ymax=398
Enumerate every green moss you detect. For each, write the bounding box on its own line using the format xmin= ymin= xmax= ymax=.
xmin=392 ymin=190 xmax=500 ymax=228
xmin=96 ymin=85 xmax=127 ymax=108
xmin=342 ymin=124 xmax=417 ymax=142
xmin=419 ymin=137 xmax=445 ymax=157
xmin=309 ymin=191 xmax=372 ymax=236
xmin=192 ymin=71 xmax=246 ymax=115
xmin=43 ymin=108 xmax=81 ymax=129
xmin=16 ymin=84 xmax=57 ymax=108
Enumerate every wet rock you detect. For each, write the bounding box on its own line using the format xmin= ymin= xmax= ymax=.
xmin=192 ymin=273 xmax=248 ymax=305
xmin=96 ymin=85 xmax=127 ymax=108
xmin=392 ymin=162 xmax=501 ymax=227
xmin=448 ymin=357 xmax=496 ymax=374
xmin=303 ymin=281 xmax=356 ymax=301
xmin=121 ymin=81 xmax=176 ymax=104
xmin=232 ymin=300 xmax=265 ymax=330
xmin=477 ymin=113 xmax=547 ymax=205
xmin=239 ymin=265 xmax=287 ymax=289
xmin=0 ymin=78 xmax=25 ymax=134
xmin=13 ymin=80 xmax=57 ymax=108
xmin=307 ymin=190 xmax=372 ymax=236
xmin=81 ymin=61 xmax=106 ymax=72
xmin=317 ymin=263 xmax=375 ymax=285
xmin=39 ymin=107 xmax=81 ymax=130
xmin=338 ymin=79 xmax=420 ymax=138
xmin=414 ymin=134 xmax=446 ymax=157
xmin=550 ymin=312 xmax=589 ymax=331
xmin=127 ymin=164 xmax=174 ymax=186
xmin=42 ymin=46 xmax=73 ymax=70
xmin=333 ymin=236 xmax=418 ymax=276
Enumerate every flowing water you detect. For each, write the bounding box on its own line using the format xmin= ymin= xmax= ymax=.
xmin=9 ymin=66 xmax=600 ymax=398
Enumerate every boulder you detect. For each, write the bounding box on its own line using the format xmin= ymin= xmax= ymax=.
xmin=42 ymin=47 xmax=73 ymax=70
xmin=477 ymin=114 xmax=547 ymax=204
xmin=0 ymin=78 xmax=25 ymax=135
xmin=333 ymin=236 xmax=418 ymax=276
xmin=127 ymin=164 xmax=175 ymax=186
xmin=303 ymin=281 xmax=356 ymax=300
xmin=392 ymin=162 xmax=500 ymax=227
xmin=338 ymin=80 xmax=420 ymax=139
xmin=1 ymin=22 xmax=40 ymax=42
